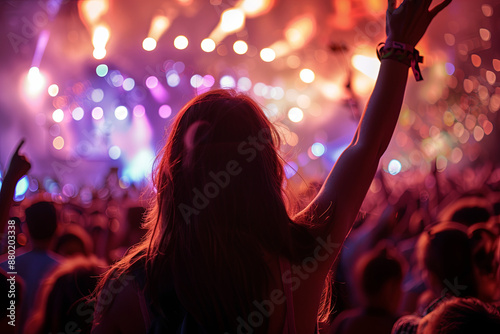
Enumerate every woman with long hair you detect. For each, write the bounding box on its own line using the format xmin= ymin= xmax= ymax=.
xmin=92 ymin=1 xmax=452 ymax=333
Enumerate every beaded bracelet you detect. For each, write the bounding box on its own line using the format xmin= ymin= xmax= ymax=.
xmin=376 ymin=41 xmax=424 ymax=81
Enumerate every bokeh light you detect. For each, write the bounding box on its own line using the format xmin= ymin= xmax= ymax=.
xmin=142 ymin=37 xmax=157 ymax=51
xmin=52 ymin=109 xmax=64 ymax=123
xmin=284 ymin=161 xmax=298 ymax=179
xmin=288 ymin=107 xmax=304 ymax=123
xmin=240 ymin=0 xmax=273 ymax=17
xmin=233 ymin=40 xmax=248 ymax=55
xmin=201 ymin=38 xmax=216 ymax=52
xmin=96 ymin=64 xmax=108 ymax=77
xmin=53 ymin=136 xmax=65 ymax=150
xmin=220 ymin=8 xmax=245 ymax=33
xmin=72 ymin=107 xmax=84 ymax=121
xmin=237 ymin=77 xmax=252 ymax=91
xmin=133 ymin=104 xmax=145 ymax=117
xmin=14 ymin=175 xmax=29 ymax=201
xmin=91 ymin=88 xmax=104 ymax=102
xmin=174 ymin=35 xmax=189 ymax=50
xmin=146 ymin=76 xmax=159 ymax=89
xmin=166 ymin=70 xmax=180 ymax=87
xmin=92 ymin=107 xmax=104 ymax=120
xmin=92 ymin=25 xmax=110 ymax=59
xmin=311 ymin=143 xmax=325 ymax=157
xmin=260 ymin=48 xmax=276 ymax=62
xmin=220 ymin=75 xmax=236 ymax=88
xmin=122 ymin=78 xmax=135 ymax=91
xmin=48 ymin=84 xmax=59 ymax=97
xmin=388 ymin=159 xmax=402 ymax=175
xmin=108 ymin=146 xmax=121 ymax=160
xmin=158 ymin=105 xmax=172 ymax=118
xmin=26 ymin=67 xmax=46 ymax=97
xmin=190 ymin=74 xmax=203 ymax=88
xmin=114 ymin=106 xmax=128 ymax=120
xmin=299 ymin=69 xmax=315 ymax=83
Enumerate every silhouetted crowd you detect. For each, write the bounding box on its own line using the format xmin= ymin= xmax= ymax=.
xmin=1 ymin=162 xmax=500 ymax=333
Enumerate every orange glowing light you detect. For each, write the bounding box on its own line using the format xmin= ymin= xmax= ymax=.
xmin=78 ymin=0 xmax=109 ymax=28
xmin=239 ymin=0 xmax=275 ymax=18
xmin=285 ymin=15 xmax=316 ymax=49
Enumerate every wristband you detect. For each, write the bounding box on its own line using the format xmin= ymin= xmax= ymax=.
xmin=377 ymin=41 xmax=424 ymax=81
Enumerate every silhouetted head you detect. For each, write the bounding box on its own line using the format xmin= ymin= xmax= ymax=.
xmin=468 ymin=224 xmax=500 ymax=301
xmin=439 ymin=197 xmax=493 ymax=227
xmin=25 ymin=201 xmax=58 ymax=242
xmin=416 ymin=222 xmax=477 ymax=297
xmin=418 ymin=297 xmax=500 ymax=334
xmin=54 ymin=224 xmax=93 ymax=257
xmin=145 ymin=89 xmax=293 ymax=331
xmin=354 ymin=242 xmax=406 ymax=313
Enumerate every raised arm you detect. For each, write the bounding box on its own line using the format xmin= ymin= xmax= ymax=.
xmin=295 ymin=0 xmax=452 ymax=260
xmin=0 ymin=140 xmax=31 ymax=238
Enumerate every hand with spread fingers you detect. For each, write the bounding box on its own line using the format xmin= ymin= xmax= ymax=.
xmin=386 ymin=0 xmax=453 ymax=47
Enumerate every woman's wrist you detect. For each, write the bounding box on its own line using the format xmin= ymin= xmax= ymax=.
xmin=377 ymin=41 xmax=424 ymax=81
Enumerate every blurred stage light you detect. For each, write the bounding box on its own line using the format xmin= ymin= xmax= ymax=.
xmin=201 ymin=38 xmax=216 ymax=52
xmin=114 ymin=106 xmax=128 ymax=120
xmin=122 ymin=78 xmax=135 ymax=91
xmin=142 ymin=37 xmax=157 ymax=51
xmin=237 ymin=77 xmax=252 ymax=91
xmin=48 ymin=84 xmax=59 ymax=97
xmin=284 ymin=162 xmax=298 ymax=179
xmin=133 ymin=105 xmax=146 ymax=117
xmin=92 ymin=107 xmax=104 ymax=120
xmin=166 ymin=71 xmax=180 ymax=87
xmin=233 ymin=40 xmax=248 ymax=55
xmin=220 ymin=8 xmax=245 ymax=33
xmin=352 ymin=55 xmax=380 ymax=80
xmin=288 ymin=107 xmax=304 ymax=123
xmin=240 ymin=0 xmax=274 ymax=17
xmin=311 ymin=143 xmax=325 ymax=157
xmin=92 ymin=25 xmax=110 ymax=59
xmin=26 ymin=67 xmax=46 ymax=97
xmin=285 ymin=15 xmax=316 ymax=49
xmin=270 ymin=87 xmax=284 ymax=100
xmin=158 ymin=105 xmax=172 ymax=119
xmin=151 ymin=15 xmax=170 ymax=35
xmin=96 ymin=64 xmax=108 ymax=77
xmin=52 ymin=109 xmax=64 ymax=123
xmin=91 ymin=89 xmax=104 ymax=102
xmin=93 ymin=48 xmax=106 ymax=60
xmin=109 ymin=70 xmax=124 ymax=87
xmin=14 ymin=175 xmax=29 ymax=202
xmin=220 ymin=75 xmax=236 ymax=88
xmin=109 ymin=146 xmax=121 ymax=160
xmin=145 ymin=76 xmax=159 ymax=89
xmin=260 ymin=48 xmax=276 ymax=62
xmin=79 ymin=0 xmax=109 ymax=26
xmin=53 ymin=136 xmax=65 ymax=150
xmin=174 ymin=35 xmax=189 ymax=50
xmin=123 ymin=149 xmax=155 ymax=183
xmin=388 ymin=159 xmax=402 ymax=175
xmin=299 ymin=69 xmax=315 ymax=83
xmin=203 ymin=75 xmax=215 ymax=87
xmin=190 ymin=75 xmax=203 ymax=88
xmin=72 ymin=107 xmax=84 ymax=121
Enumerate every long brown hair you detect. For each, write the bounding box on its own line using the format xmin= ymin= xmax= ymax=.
xmin=94 ymin=89 xmax=317 ymax=332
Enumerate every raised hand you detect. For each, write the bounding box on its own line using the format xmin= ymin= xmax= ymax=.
xmin=6 ymin=139 xmax=31 ymax=182
xmin=386 ymin=0 xmax=452 ymax=47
